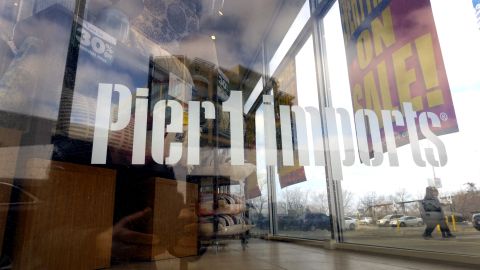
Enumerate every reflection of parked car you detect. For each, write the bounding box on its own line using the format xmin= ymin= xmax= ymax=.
xmin=254 ymin=215 xmax=269 ymax=230
xmin=390 ymin=216 xmax=423 ymax=227
xmin=359 ymin=217 xmax=373 ymax=225
xmin=344 ymin=217 xmax=357 ymax=230
xmin=278 ymin=215 xmax=303 ymax=231
xmin=446 ymin=214 xmax=466 ymax=223
xmin=303 ymin=213 xmax=331 ymax=231
xmin=473 ymin=213 xmax=480 ymax=231
xmin=376 ymin=214 xmax=404 ymax=226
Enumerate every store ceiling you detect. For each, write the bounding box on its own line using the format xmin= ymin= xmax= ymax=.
xmin=199 ymin=0 xmax=306 ymax=72
xmin=89 ymin=0 xmax=306 ymax=73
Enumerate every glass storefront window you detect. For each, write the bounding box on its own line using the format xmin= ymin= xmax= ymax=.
xmin=0 ymin=0 xmax=330 ymax=268
xmin=324 ymin=0 xmax=480 ymax=257
xmin=0 ymin=0 xmax=479 ymax=268
xmin=271 ymin=35 xmax=331 ymax=240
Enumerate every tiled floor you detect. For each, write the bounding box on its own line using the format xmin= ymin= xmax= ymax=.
xmin=110 ymin=239 xmax=478 ymax=270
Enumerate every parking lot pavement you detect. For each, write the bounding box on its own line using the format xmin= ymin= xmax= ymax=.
xmin=344 ymin=224 xmax=480 ymax=257
xmin=253 ymin=224 xmax=480 ymax=257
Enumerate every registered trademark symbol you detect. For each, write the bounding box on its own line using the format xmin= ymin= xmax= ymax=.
xmin=440 ymin=112 xmax=448 ymax=121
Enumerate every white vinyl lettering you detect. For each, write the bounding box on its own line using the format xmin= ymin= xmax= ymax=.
xmin=90 ymin=85 xmax=448 ymax=179
xmin=223 ymin=91 xmax=245 ymax=165
xmin=132 ymin=88 xmax=149 ymax=164
xmin=292 ymin=106 xmax=310 ymax=166
xmin=279 ymin=105 xmax=294 ymax=166
xmin=92 ymin=83 xmax=132 ymax=164
xmin=419 ymin=112 xmax=447 ymax=167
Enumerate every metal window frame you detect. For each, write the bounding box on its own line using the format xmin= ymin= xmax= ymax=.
xmin=261 ymin=0 xmax=346 ymax=242
xmin=308 ymin=0 xmax=345 ymax=243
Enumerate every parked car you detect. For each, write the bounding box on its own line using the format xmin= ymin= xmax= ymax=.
xmin=253 ymin=215 xmax=269 ymax=230
xmin=344 ymin=217 xmax=357 ymax=230
xmin=390 ymin=216 xmax=423 ymax=227
xmin=303 ymin=213 xmax=331 ymax=231
xmin=446 ymin=214 xmax=467 ymax=223
xmin=376 ymin=214 xmax=404 ymax=227
xmin=473 ymin=213 xmax=480 ymax=231
xmin=359 ymin=217 xmax=373 ymax=225
xmin=278 ymin=215 xmax=304 ymax=231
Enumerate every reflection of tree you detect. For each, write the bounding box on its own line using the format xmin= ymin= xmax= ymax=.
xmin=389 ymin=189 xmax=415 ymax=215
xmin=278 ymin=187 xmax=309 ymax=216
xmin=350 ymin=184 xmax=480 ymax=221
xmin=452 ymin=182 xmax=480 ymax=219
xmin=309 ymin=190 xmax=354 ymax=216
xmin=390 ymin=188 xmax=411 ymax=203
xmin=342 ymin=190 xmax=354 ymax=216
xmin=356 ymin=189 xmax=421 ymax=218
xmin=310 ymin=192 xmax=329 ymax=214
xmin=357 ymin=192 xmax=389 ymax=219
xmin=250 ymin=180 xmax=268 ymax=217
xmin=465 ymin=182 xmax=478 ymax=193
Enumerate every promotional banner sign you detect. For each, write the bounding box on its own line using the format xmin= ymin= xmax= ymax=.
xmin=274 ymin=59 xmax=307 ymax=188
xmin=245 ymin=173 xmax=262 ymax=199
xmin=278 ymin=167 xmax=307 ymax=189
xmin=338 ymin=0 xmax=458 ymax=152
xmin=75 ymin=19 xmax=116 ymax=65
xmin=473 ymin=0 xmax=480 ymax=29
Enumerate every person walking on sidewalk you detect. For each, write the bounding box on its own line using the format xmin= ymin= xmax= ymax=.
xmin=420 ymin=186 xmax=455 ymax=239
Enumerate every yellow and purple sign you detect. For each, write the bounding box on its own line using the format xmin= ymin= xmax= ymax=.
xmin=339 ymin=0 xmax=458 ymax=149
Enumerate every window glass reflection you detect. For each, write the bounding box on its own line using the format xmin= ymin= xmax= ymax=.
xmin=325 ymin=0 xmax=480 ymax=256
xmin=0 ymin=0 xmax=318 ymax=268
xmin=271 ymin=36 xmax=331 ymax=240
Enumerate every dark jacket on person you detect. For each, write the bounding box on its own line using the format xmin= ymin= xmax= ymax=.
xmin=420 ymin=190 xmax=444 ymax=225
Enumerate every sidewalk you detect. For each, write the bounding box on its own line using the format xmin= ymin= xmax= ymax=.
xmin=110 ymin=239 xmax=479 ymax=270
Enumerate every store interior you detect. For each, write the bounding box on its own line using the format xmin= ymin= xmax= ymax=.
xmin=0 ymin=0 xmax=479 ymax=269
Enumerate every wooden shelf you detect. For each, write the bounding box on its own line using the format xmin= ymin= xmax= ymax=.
xmin=13 ymin=159 xmax=116 ymax=270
